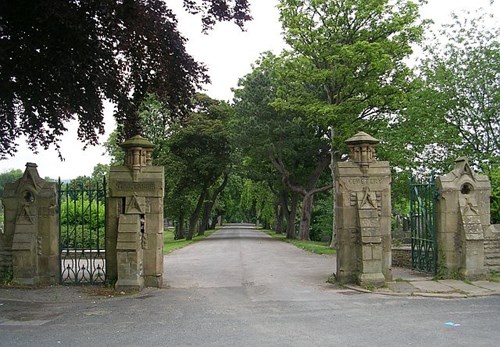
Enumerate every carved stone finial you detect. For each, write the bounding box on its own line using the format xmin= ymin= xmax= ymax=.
xmin=120 ymin=135 xmax=155 ymax=181
xmin=452 ymin=157 xmax=476 ymax=181
xmin=345 ymin=132 xmax=379 ymax=174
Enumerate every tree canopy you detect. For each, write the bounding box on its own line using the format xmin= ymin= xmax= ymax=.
xmin=0 ymin=0 xmax=250 ymax=159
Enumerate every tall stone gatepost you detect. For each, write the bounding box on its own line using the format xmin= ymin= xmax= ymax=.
xmin=1 ymin=163 xmax=58 ymax=285
xmin=335 ymin=132 xmax=392 ymax=287
xmin=436 ymin=157 xmax=490 ymax=279
xmin=107 ymin=135 xmax=164 ymax=290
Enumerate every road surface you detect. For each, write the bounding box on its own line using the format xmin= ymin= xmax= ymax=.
xmin=1 ymin=224 xmax=499 ymax=346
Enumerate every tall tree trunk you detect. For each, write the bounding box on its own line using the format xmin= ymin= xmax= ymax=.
xmin=329 ymin=159 xmax=337 ymax=248
xmin=198 ymin=173 xmax=228 ymax=236
xmin=209 ymin=209 xmax=221 ymax=229
xmin=298 ymin=193 xmax=314 ymax=240
xmin=270 ymin=153 xmax=332 ymax=241
xmin=198 ymin=200 xmax=211 ymax=236
xmin=175 ymin=211 xmax=185 ymax=240
xmin=282 ymin=192 xmax=299 ymax=239
xmin=329 ymin=127 xmax=338 ymax=248
xmin=275 ymin=196 xmax=284 ymax=234
xmin=186 ymin=188 xmax=208 ymax=240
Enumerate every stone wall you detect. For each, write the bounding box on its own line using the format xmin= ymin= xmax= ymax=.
xmin=485 ymin=224 xmax=500 ymax=272
xmin=392 ymin=246 xmax=411 ymax=268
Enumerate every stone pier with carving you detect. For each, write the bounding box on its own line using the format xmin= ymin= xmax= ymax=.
xmin=1 ymin=163 xmax=58 ymax=285
xmin=335 ymin=132 xmax=392 ymax=287
xmin=107 ymin=135 xmax=164 ymax=290
xmin=436 ymin=158 xmax=491 ymax=279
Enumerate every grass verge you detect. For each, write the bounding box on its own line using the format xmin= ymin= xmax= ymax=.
xmin=261 ymin=229 xmax=335 ymax=255
xmin=163 ymin=228 xmax=218 ymax=254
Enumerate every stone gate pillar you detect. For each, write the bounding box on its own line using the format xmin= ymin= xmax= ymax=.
xmin=335 ymin=132 xmax=392 ymax=287
xmin=1 ymin=163 xmax=58 ymax=285
xmin=436 ymin=157 xmax=490 ymax=279
xmin=107 ymin=135 xmax=164 ymax=290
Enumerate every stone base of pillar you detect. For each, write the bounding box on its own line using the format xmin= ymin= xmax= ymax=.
xmin=144 ymin=274 xmax=163 ymax=288
xmin=115 ymin=277 xmax=145 ymax=291
xmin=11 ymin=277 xmax=38 ymax=286
xmin=358 ymin=272 xmax=385 ymax=288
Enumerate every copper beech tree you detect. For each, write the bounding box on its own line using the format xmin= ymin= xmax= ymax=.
xmin=0 ymin=0 xmax=250 ymax=159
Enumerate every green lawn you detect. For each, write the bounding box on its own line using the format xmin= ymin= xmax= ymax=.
xmin=163 ymin=228 xmax=217 ymax=254
xmin=261 ymin=229 xmax=335 ymax=255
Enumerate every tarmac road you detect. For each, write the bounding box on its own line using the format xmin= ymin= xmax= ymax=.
xmin=1 ymin=223 xmax=500 ymax=346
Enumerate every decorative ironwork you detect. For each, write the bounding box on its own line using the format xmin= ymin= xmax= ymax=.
xmin=410 ymin=175 xmax=438 ymax=274
xmin=58 ymin=177 xmax=107 ymax=284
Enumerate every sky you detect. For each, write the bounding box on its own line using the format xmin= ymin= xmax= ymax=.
xmin=1 ymin=0 xmax=498 ymax=179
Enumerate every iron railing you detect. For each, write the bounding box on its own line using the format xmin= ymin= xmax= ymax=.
xmin=410 ymin=175 xmax=438 ymax=274
xmin=58 ymin=177 xmax=107 ymax=284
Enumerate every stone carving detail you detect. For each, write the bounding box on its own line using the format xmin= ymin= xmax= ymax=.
xmin=358 ymin=187 xmax=377 ymax=209
xmin=126 ymin=195 xmax=146 ymax=214
xmin=17 ymin=204 xmax=35 ymax=225
xmin=350 ymin=192 xmax=357 ymax=206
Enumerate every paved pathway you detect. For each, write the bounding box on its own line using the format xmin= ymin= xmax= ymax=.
xmin=0 ymin=224 xmax=500 ymax=347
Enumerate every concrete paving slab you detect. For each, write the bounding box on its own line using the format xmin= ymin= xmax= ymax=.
xmin=438 ymin=280 xmax=492 ymax=295
xmin=409 ymin=280 xmax=456 ymax=293
xmin=391 ymin=267 xmax=433 ymax=281
xmin=472 ymin=281 xmax=500 ymax=292
xmin=386 ymin=281 xmax=416 ymax=294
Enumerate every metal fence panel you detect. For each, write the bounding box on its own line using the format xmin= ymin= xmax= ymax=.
xmin=410 ymin=175 xmax=438 ymax=274
xmin=58 ymin=177 xmax=106 ymax=284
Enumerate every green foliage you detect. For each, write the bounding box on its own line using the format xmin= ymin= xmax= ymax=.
xmin=310 ymin=192 xmax=333 ymax=242
xmin=218 ymin=174 xmax=247 ymax=223
xmin=277 ymin=0 xmax=427 ymax=135
xmin=490 ymin=166 xmax=500 ymax=224
xmin=59 ymin=177 xmax=106 ymax=250
xmin=0 ymin=169 xmax=23 ymax=198
xmin=0 ymin=169 xmax=23 ymax=225
xmin=489 ymin=271 xmax=500 ymax=283
xmin=0 ymin=0 xmax=250 ymax=157
xmin=397 ymin=9 xmax=499 ymax=172
xmin=240 ymin=179 xmax=275 ymax=226
xmin=263 ymin=229 xmax=335 ymax=255
xmin=0 ymin=265 xmax=13 ymax=285
xmin=142 ymin=93 xmax=234 ymax=236
xmin=233 ymin=53 xmax=333 ymax=240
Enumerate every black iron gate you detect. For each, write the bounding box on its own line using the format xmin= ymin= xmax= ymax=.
xmin=410 ymin=175 xmax=438 ymax=274
xmin=58 ymin=177 xmax=107 ymax=284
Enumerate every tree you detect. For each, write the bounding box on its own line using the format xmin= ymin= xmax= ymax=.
xmin=0 ymin=0 xmax=251 ymax=158
xmin=417 ymin=10 xmax=499 ymax=170
xmin=277 ymin=0 xmax=426 ymax=132
xmin=233 ymin=53 xmax=332 ymax=240
xmin=274 ymin=0 xmax=427 ymax=241
xmin=0 ymin=169 xmax=22 ymax=224
xmin=379 ymin=9 xmax=499 ymax=219
xmin=158 ymin=94 xmax=233 ymax=240
xmin=0 ymin=169 xmax=23 ymax=202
